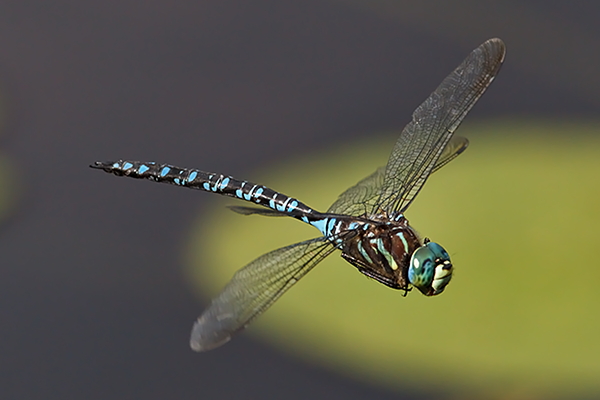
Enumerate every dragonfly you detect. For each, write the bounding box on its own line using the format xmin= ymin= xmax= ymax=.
xmin=92 ymin=38 xmax=505 ymax=352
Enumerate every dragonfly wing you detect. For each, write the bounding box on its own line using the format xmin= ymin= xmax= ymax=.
xmin=374 ymin=38 xmax=505 ymax=215
xmin=431 ymin=135 xmax=469 ymax=173
xmin=190 ymin=237 xmax=336 ymax=351
xmin=327 ymin=135 xmax=469 ymax=216
xmin=228 ymin=205 xmax=290 ymax=217
xmin=326 ymin=167 xmax=385 ymax=216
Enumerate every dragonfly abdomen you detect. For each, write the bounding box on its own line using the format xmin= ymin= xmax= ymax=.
xmin=91 ymin=160 xmax=316 ymax=215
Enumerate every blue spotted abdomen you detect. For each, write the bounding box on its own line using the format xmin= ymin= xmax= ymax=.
xmin=91 ymin=160 xmax=316 ymax=216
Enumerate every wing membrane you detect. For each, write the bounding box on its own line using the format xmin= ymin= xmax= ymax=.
xmin=190 ymin=237 xmax=336 ymax=351
xmin=327 ymin=135 xmax=469 ymax=216
xmin=228 ymin=205 xmax=290 ymax=217
xmin=374 ymin=38 xmax=505 ymax=215
xmin=431 ymin=135 xmax=469 ymax=173
xmin=327 ymin=166 xmax=385 ymax=216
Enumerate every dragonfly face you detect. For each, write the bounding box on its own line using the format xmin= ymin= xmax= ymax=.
xmin=408 ymin=241 xmax=453 ymax=296
xmin=92 ymin=38 xmax=505 ymax=351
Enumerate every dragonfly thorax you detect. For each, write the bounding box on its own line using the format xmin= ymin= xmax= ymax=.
xmin=338 ymin=217 xmax=453 ymax=296
xmin=339 ymin=217 xmax=422 ymax=291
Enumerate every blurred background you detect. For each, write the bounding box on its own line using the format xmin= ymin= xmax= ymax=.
xmin=0 ymin=1 xmax=599 ymax=399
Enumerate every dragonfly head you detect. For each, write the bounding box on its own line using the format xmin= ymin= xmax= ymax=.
xmin=408 ymin=241 xmax=453 ymax=296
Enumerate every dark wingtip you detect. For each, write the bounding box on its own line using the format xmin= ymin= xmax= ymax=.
xmin=483 ymin=37 xmax=506 ymax=64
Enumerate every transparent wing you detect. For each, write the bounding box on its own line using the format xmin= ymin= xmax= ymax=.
xmin=190 ymin=237 xmax=337 ymax=351
xmin=327 ymin=166 xmax=385 ymax=216
xmin=327 ymin=135 xmax=469 ymax=216
xmin=228 ymin=205 xmax=289 ymax=217
xmin=431 ymin=135 xmax=469 ymax=173
xmin=373 ymin=38 xmax=505 ymax=215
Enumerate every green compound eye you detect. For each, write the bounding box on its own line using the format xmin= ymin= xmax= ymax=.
xmin=408 ymin=242 xmax=453 ymax=296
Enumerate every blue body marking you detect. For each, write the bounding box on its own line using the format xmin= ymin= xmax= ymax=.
xmin=287 ymin=200 xmax=298 ymax=212
xmin=276 ymin=197 xmax=291 ymax=212
xmin=357 ymin=241 xmax=373 ymax=263
xmin=269 ymin=193 xmax=277 ymax=209
xmin=396 ymin=232 xmax=409 ymax=253
xmin=211 ymin=176 xmax=223 ymax=192
xmin=243 ymin=185 xmax=256 ymax=201
xmin=236 ymin=182 xmax=246 ymax=198
xmin=309 ymin=218 xmax=328 ymax=235
xmin=220 ymin=177 xmax=230 ymax=189
xmin=326 ymin=218 xmax=337 ymax=235
xmin=376 ymin=238 xmax=397 ymax=270
xmin=160 ymin=167 xmax=170 ymax=177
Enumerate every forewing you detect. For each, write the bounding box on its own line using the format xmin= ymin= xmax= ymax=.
xmin=190 ymin=237 xmax=336 ymax=351
xmin=326 ymin=135 xmax=469 ymax=216
xmin=373 ymin=38 xmax=505 ymax=215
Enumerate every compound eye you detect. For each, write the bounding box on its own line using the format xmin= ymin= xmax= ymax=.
xmin=408 ymin=246 xmax=436 ymax=294
xmin=427 ymin=242 xmax=450 ymax=261
xmin=408 ymin=242 xmax=453 ymax=296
